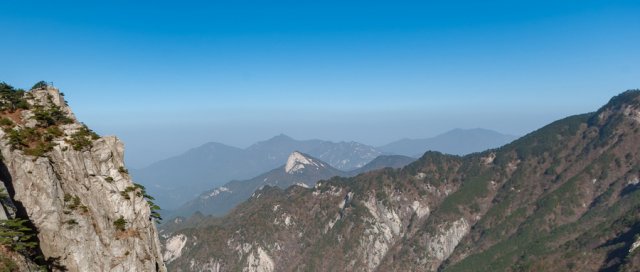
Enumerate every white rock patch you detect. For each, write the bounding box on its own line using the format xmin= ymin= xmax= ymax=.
xmin=481 ymin=153 xmax=496 ymax=165
xmin=273 ymin=213 xmax=294 ymax=227
xmin=415 ymin=172 xmax=427 ymax=180
xmin=244 ymin=247 xmax=275 ymax=272
xmin=623 ymin=105 xmax=640 ymax=123
xmin=339 ymin=192 xmax=354 ymax=209
xmin=411 ymin=200 xmax=430 ymax=219
xmin=285 ymin=151 xmax=320 ymax=174
xmin=425 ymin=218 xmax=470 ymax=267
xmin=163 ymin=234 xmax=188 ymax=263
xmin=201 ymin=258 xmax=223 ymax=272
xmin=203 ymin=186 xmax=231 ymax=199
xmin=357 ymin=196 xmax=405 ymax=270
xmin=631 ymin=238 xmax=640 ymax=253
xmin=324 ymin=214 xmax=340 ymax=233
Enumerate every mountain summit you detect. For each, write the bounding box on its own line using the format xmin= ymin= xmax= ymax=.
xmin=263 ymin=133 xmax=295 ymax=143
xmin=170 ymin=151 xmax=344 ymax=217
xmin=285 ymin=151 xmax=326 ymax=174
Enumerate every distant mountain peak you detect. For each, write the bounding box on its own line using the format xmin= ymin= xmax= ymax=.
xmin=284 ymin=151 xmax=322 ymax=174
xmin=171 ymin=152 xmax=413 ymax=218
xmin=443 ymin=127 xmax=507 ymax=136
xmin=269 ymin=133 xmax=294 ymax=142
xmin=247 ymin=133 xmax=296 ymax=150
xmin=378 ymin=128 xmax=518 ymax=157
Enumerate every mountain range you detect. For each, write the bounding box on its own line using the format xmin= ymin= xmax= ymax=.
xmin=169 ymin=152 xmax=415 ymax=218
xmin=133 ymin=130 xmax=515 ymax=209
xmin=378 ymin=128 xmax=518 ymax=157
xmin=160 ymin=90 xmax=640 ymax=272
xmin=132 ymin=135 xmax=382 ymax=209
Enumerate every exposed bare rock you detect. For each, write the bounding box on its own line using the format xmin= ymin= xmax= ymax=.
xmin=423 ymin=218 xmax=469 ymax=270
xmin=0 ymin=86 xmax=166 ymax=271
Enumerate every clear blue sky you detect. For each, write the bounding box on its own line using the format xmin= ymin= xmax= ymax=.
xmin=1 ymin=0 xmax=639 ymax=167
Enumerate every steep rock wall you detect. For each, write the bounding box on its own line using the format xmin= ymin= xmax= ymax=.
xmin=0 ymin=86 xmax=166 ymax=271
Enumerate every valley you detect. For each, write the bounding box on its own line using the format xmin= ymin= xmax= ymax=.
xmin=1 ymin=2 xmax=637 ymax=271
xmin=133 ymin=129 xmax=514 ymax=212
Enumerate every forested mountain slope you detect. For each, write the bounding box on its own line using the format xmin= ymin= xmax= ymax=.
xmin=162 ymin=90 xmax=640 ymax=272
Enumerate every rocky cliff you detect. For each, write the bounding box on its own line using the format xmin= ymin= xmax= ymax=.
xmin=161 ymin=90 xmax=640 ymax=271
xmin=0 ymin=83 xmax=166 ymax=271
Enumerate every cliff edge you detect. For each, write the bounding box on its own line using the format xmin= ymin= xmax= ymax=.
xmin=0 ymin=82 xmax=166 ymax=271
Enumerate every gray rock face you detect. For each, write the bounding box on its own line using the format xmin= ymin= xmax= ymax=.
xmin=0 ymin=87 xmax=166 ymax=272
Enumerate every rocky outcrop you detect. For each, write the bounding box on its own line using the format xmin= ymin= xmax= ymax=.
xmin=423 ymin=218 xmax=469 ymax=270
xmin=0 ymin=86 xmax=166 ymax=271
xmin=163 ymin=234 xmax=187 ymax=263
xmin=161 ymin=160 xmax=460 ymax=272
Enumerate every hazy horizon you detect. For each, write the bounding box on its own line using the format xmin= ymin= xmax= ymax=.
xmin=2 ymin=1 xmax=638 ymax=167
xmin=125 ymin=127 xmax=519 ymax=168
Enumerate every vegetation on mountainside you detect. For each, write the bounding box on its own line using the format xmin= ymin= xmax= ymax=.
xmin=5 ymin=127 xmax=60 ymax=157
xmin=164 ymin=90 xmax=640 ymax=272
xmin=0 ymin=81 xmax=104 ymax=157
xmin=0 ymin=82 xmax=29 ymax=112
xmin=120 ymin=186 xmax=136 ymax=200
xmin=0 ymin=253 xmax=19 ymax=272
xmin=66 ymin=124 xmax=99 ymax=151
xmin=0 ymin=188 xmax=46 ymax=270
xmin=137 ymin=185 xmax=163 ymax=223
xmin=30 ymin=81 xmax=48 ymax=90
xmin=440 ymin=90 xmax=640 ymax=272
xmin=131 ymin=183 xmax=163 ymax=223
xmin=120 ymin=183 xmax=162 ymax=223
xmin=113 ymin=216 xmax=127 ymax=231
xmin=63 ymin=193 xmax=88 ymax=214
xmin=0 ymin=188 xmax=37 ymax=272
xmin=0 ymin=219 xmax=38 ymax=255
xmin=32 ymin=104 xmax=72 ymax=127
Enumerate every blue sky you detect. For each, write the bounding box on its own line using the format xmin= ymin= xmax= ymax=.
xmin=1 ymin=0 xmax=639 ymax=167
